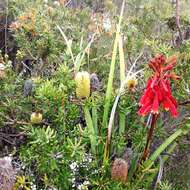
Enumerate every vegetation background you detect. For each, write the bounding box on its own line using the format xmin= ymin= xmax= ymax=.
xmin=0 ymin=0 xmax=190 ymax=190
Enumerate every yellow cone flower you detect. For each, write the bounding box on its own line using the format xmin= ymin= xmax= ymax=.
xmin=120 ymin=76 xmax=138 ymax=95
xmin=124 ymin=76 xmax=138 ymax=91
xmin=75 ymin=71 xmax=90 ymax=98
xmin=30 ymin=112 xmax=43 ymax=124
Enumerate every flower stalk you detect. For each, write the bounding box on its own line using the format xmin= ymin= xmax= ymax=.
xmin=141 ymin=114 xmax=158 ymax=162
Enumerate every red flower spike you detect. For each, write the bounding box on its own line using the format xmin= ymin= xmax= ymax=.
xmin=138 ymin=54 xmax=179 ymax=118
xmin=165 ymin=97 xmax=178 ymax=117
xmin=151 ymin=93 xmax=159 ymax=114
xmin=162 ymin=100 xmax=170 ymax=111
xmin=150 ymin=76 xmax=158 ymax=88
xmin=160 ymin=80 xmax=169 ymax=92
xmin=138 ymin=104 xmax=152 ymax=116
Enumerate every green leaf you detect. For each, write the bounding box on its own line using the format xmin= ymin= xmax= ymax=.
xmin=84 ymin=105 xmax=97 ymax=154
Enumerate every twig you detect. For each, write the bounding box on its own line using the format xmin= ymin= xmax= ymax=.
xmin=0 ymin=132 xmax=26 ymax=137
xmin=4 ymin=0 xmax=8 ymax=54
xmin=22 ymin=61 xmax=32 ymax=71
xmin=179 ymin=100 xmax=190 ymax=106
xmin=153 ymin=156 xmax=164 ymax=190
xmin=65 ymin=0 xmax=72 ymax=7
xmin=127 ymin=51 xmax=144 ymax=78
xmin=175 ymin=0 xmax=183 ymax=41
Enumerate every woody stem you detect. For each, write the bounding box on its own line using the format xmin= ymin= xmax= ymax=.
xmin=141 ymin=114 xmax=158 ymax=162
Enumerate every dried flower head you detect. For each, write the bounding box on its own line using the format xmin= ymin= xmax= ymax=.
xmin=75 ymin=71 xmax=90 ymax=98
xmin=111 ymin=158 xmax=128 ymax=183
xmin=90 ymin=73 xmax=100 ymax=92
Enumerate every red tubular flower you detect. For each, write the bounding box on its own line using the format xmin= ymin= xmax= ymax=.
xmin=138 ymin=54 xmax=179 ymax=117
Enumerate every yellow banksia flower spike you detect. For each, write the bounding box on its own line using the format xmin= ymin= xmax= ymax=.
xmin=75 ymin=71 xmax=90 ymax=98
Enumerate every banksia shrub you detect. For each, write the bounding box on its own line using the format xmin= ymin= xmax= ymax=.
xmin=75 ymin=71 xmax=90 ymax=98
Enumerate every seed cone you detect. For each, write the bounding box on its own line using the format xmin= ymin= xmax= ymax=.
xmin=75 ymin=71 xmax=90 ymax=98
xmin=111 ymin=158 xmax=128 ymax=183
xmin=90 ymin=73 xmax=100 ymax=92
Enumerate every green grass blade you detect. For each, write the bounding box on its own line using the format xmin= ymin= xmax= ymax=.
xmin=92 ymin=104 xmax=98 ymax=135
xmin=57 ymin=25 xmax=75 ymax=63
xmin=102 ymin=0 xmax=126 ymax=127
xmin=84 ymin=105 xmax=97 ymax=154
xmin=144 ymin=128 xmax=184 ymax=169
xmin=118 ymin=34 xmax=126 ymax=135
xmin=119 ymin=34 xmax=125 ymax=82
xmin=119 ymin=112 xmax=126 ymax=135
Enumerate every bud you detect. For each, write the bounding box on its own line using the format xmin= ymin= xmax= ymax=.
xmin=75 ymin=71 xmax=90 ymax=98
xmin=30 ymin=112 xmax=43 ymax=124
xmin=111 ymin=158 xmax=128 ymax=183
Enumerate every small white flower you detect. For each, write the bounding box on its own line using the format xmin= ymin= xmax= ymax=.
xmin=70 ymin=162 xmax=78 ymax=170
xmin=83 ymin=181 xmax=90 ymax=186
xmin=53 ymin=1 xmax=60 ymax=6
xmin=31 ymin=184 xmax=37 ymax=190
xmin=0 ymin=63 xmax=5 ymax=71
xmin=77 ymin=184 xmax=89 ymax=190
xmin=103 ymin=18 xmax=111 ymax=32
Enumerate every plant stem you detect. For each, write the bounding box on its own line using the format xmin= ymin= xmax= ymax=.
xmin=141 ymin=114 xmax=158 ymax=162
xmin=118 ymin=33 xmax=126 ymax=136
xmin=119 ymin=112 xmax=126 ymax=135
xmin=104 ymin=94 xmax=121 ymax=161
xmin=84 ymin=105 xmax=97 ymax=154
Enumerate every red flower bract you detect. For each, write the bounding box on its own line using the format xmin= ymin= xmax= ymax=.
xmin=138 ymin=54 xmax=179 ymax=117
